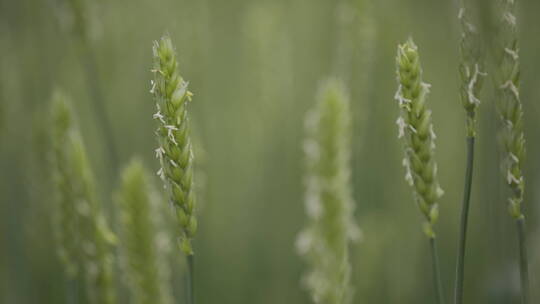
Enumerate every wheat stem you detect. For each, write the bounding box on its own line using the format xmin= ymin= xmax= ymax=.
xmin=454 ymin=2 xmax=484 ymax=301
xmin=454 ymin=135 xmax=474 ymax=304
xmin=516 ymin=216 xmax=529 ymax=304
xmin=430 ymin=237 xmax=445 ymax=304
xmin=187 ymin=254 xmax=195 ymax=304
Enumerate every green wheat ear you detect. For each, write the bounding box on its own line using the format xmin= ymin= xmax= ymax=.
xmin=151 ymin=35 xmax=197 ymax=256
xmin=496 ymin=0 xmax=525 ymax=220
xmin=296 ymin=78 xmax=359 ymax=304
xmin=50 ymin=90 xmax=116 ymax=304
xmin=51 ymin=90 xmax=80 ymax=278
xmin=454 ymin=3 xmax=486 ymax=304
xmin=395 ymin=38 xmax=445 ymax=304
xmin=395 ymin=39 xmax=444 ymax=238
xmin=116 ymin=159 xmax=173 ymax=304
xmin=458 ymin=4 xmax=486 ymax=137
xmin=495 ymin=1 xmax=529 ymax=303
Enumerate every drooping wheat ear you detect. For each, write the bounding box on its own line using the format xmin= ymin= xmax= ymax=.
xmin=454 ymin=3 xmax=485 ymax=304
xmin=458 ymin=2 xmax=486 ymax=137
xmin=116 ymin=159 xmax=173 ymax=304
xmin=50 ymin=92 xmax=116 ymax=304
xmin=496 ymin=1 xmax=529 ymax=303
xmin=296 ymin=78 xmax=359 ymax=304
xmin=395 ymin=39 xmax=445 ymax=304
xmin=395 ymin=39 xmax=444 ymax=238
xmin=151 ymin=35 xmax=197 ymax=256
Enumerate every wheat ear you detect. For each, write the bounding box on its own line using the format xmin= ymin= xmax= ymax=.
xmin=395 ymin=38 xmax=445 ymax=304
xmin=296 ymin=78 xmax=359 ymax=304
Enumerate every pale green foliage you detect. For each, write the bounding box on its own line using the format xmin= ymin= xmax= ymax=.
xmin=458 ymin=2 xmax=486 ymax=137
xmin=395 ymin=39 xmax=443 ymax=238
xmin=496 ymin=0 xmax=526 ymax=219
xmin=297 ymin=79 xmax=359 ymax=304
xmin=51 ymin=90 xmax=80 ymax=278
xmin=116 ymin=159 xmax=173 ymax=304
xmin=152 ymin=35 xmax=197 ymax=256
xmin=50 ymin=91 xmax=116 ymax=304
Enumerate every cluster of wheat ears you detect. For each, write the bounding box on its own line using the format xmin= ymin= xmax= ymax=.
xmin=49 ymin=0 xmax=530 ymax=304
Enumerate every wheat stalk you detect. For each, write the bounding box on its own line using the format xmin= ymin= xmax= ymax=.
xmin=454 ymin=2 xmax=485 ymax=303
xmin=495 ymin=1 xmax=529 ymax=302
xmin=51 ymin=90 xmax=81 ymax=280
xmin=151 ymin=34 xmax=197 ymax=304
xmin=116 ymin=159 xmax=173 ymax=304
xmin=395 ymin=38 xmax=445 ymax=304
xmin=50 ymin=91 xmax=116 ymax=304
xmin=296 ymin=78 xmax=359 ymax=304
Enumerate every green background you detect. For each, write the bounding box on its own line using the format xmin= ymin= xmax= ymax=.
xmin=1 ymin=0 xmax=539 ymax=303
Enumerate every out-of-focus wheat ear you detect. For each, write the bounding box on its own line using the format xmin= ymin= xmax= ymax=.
xmin=116 ymin=159 xmax=173 ymax=304
xmin=68 ymin=135 xmax=116 ymax=304
xmin=495 ymin=1 xmax=529 ymax=303
xmin=50 ymin=89 xmax=80 ymax=279
xmin=296 ymin=78 xmax=359 ymax=304
xmin=454 ymin=2 xmax=486 ymax=304
xmin=49 ymin=90 xmax=116 ymax=304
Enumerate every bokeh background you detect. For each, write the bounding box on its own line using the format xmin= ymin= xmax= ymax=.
xmin=1 ymin=0 xmax=540 ymax=303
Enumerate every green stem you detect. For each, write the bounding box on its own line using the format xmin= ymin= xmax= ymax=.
xmin=454 ymin=136 xmax=475 ymax=304
xmin=187 ymin=254 xmax=195 ymax=304
xmin=430 ymin=237 xmax=446 ymax=304
xmin=516 ymin=217 xmax=529 ymax=304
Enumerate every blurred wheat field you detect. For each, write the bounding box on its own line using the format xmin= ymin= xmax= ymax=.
xmin=1 ymin=0 xmax=540 ymax=303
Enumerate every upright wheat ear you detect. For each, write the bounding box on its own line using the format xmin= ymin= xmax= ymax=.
xmin=496 ymin=0 xmax=525 ymax=220
xmin=50 ymin=91 xmax=116 ymax=304
xmin=152 ymin=35 xmax=197 ymax=256
xmin=496 ymin=1 xmax=529 ymax=303
xmin=454 ymin=3 xmax=485 ymax=304
xmin=151 ymin=35 xmax=197 ymax=304
xmin=395 ymin=39 xmax=443 ymax=238
xmin=51 ymin=90 xmax=80 ymax=278
xmin=395 ymin=39 xmax=445 ymax=304
xmin=458 ymin=3 xmax=485 ymax=137
xmin=296 ymin=78 xmax=358 ymax=304
xmin=116 ymin=159 xmax=173 ymax=304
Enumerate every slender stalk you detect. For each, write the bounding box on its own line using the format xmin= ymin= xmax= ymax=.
xmin=430 ymin=237 xmax=445 ymax=304
xmin=187 ymin=254 xmax=195 ymax=304
xmin=495 ymin=2 xmax=528 ymax=303
xmin=454 ymin=135 xmax=475 ymax=304
xmin=395 ymin=39 xmax=445 ymax=304
xmin=516 ymin=217 xmax=529 ymax=304
xmin=454 ymin=1 xmax=484 ymax=302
